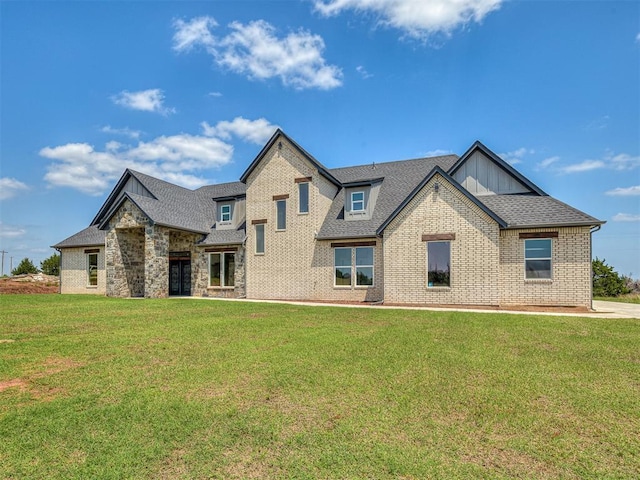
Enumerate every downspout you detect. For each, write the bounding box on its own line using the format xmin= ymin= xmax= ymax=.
xmin=55 ymin=248 xmax=62 ymax=294
xmin=589 ymin=225 xmax=601 ymax=311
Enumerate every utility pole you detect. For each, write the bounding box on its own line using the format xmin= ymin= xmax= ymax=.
xmin=0 ymin=250 xmax=6 ymax=276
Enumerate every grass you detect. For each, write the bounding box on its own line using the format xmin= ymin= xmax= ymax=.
xmin=1 ymin=295 xmax=639 ymax=479
xmin=594 ymin=294 xmax=640 ymax=304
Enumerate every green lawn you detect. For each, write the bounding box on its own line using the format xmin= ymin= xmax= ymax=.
xmin=594 ymin=294 xmax=640 ymax=304
xmin=1 ymin=295 xmax=638 ymax=479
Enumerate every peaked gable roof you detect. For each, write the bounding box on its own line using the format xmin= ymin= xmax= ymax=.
xmin=240 ymin=129 xmax=341 ymax=187
xmin=316 ymin=155 xmax=459 ymax=239
xmin=376 ymin=166 xmax=508 ymax=235
xmin=448 ymin=141 xmax=547 ymax=196
xmin=93 ymin=169 xmax=218 ymax=234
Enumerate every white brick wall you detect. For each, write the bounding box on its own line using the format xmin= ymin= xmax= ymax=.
xmin=244 ymin=138 xmax=383 ymax=301
xmin=499 ymin=227 xmax=592 ymax=307
xmin=59 ymin=247 xmax=106 ymax=295
xmin=383 ymin=173 xmax=501 ymax=305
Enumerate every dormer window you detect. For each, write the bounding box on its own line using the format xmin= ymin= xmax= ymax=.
xmin=220 ymin=204 xmax=231 ymax=223
xmin=351 ymin=191 xmax=365 ymax=212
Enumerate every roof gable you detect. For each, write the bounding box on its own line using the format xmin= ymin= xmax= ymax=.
xmin=376 ymin=166 xmax=507 ymax=235
xmin=448 ymin=141 xmax=547 ymax=196
xmin=239 ymin=129 xmax=341 ymax=187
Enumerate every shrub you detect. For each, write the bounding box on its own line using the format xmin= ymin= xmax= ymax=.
xmin=592 ymin=258 xmax=630 ymax=297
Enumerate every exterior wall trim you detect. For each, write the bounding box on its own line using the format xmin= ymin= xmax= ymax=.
xmin=422 ymin=233 xmax=456 ymax=241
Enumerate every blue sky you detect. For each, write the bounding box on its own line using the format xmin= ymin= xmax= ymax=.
xmin=1 ymin=0 xmax=639 ymax=277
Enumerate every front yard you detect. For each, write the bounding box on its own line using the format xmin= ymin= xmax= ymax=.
xmin=1 ymin=295 xmax=638 ymax=479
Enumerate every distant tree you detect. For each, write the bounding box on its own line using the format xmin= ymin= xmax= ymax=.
xmin=592 ymin=258 xmax=630 ymax=297
xmin=40 ymin=253 xmax=60 ymax=276
xmin=11 ymin=258 xmax=39 ymax=276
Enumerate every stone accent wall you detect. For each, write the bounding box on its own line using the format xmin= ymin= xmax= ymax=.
xmin=499 ymin=227 xmax=592 ymax=308
xmin=195 ymin=245 xmax=246 ymax=298
xmin=145 ymin=225 xmax=169 ymax=298
xmin=244 ymin=137 xmax=384 ymax=301
xmin=106 ymin=199 xmax=148 ymax=297
xmin=59 ymin=247 xmax=106 ymax=294
xmin=383 ymin=173 xmax=501 ymax=305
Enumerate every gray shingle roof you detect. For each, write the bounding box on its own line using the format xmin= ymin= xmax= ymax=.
xmin=317 ymin=155 xmax=459 ymax=239
xmin=478 ymin=195 xmax=603 ymax=228
xmin=52 ymin=225 xmax=106 ymax=248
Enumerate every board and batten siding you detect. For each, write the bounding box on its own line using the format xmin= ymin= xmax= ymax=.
xmin=453 ymin=150 xmax=530 ymax=195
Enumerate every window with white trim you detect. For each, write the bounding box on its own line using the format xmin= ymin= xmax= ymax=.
xmin=255 ymin=224 xmax=265 ymax=254
xmin=220 ymin=204 xmax=231 ymax=222
xmin=276 ymin=199 xmax=286 ymax=230
xmin=298 ymin=182 xmax=309 ymax=214
xmin=351 ymin=191 xmax=365 ymax=212
xmin=525 ymin=238 xmax=552 ymax=279
xmin=427 ymin=241 xmax=450 ymax=287
xmin=334 ymin=246 xmax=374 ymax=287
xmin=87 ymin=253 xmax=98 ymax=286
xmin=209 ymin=252 xmax=235 ymax=287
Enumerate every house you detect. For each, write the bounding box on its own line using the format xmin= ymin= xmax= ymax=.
xmin=53 ymin=129 xmax=604 ymax=308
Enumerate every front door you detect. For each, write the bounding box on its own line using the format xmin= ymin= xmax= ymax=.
xmin=169 ymin=258 xmax=191 ymax=296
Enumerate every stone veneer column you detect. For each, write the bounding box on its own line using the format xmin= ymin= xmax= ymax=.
xmin=145 ymin=225 xmax=169 ymax=298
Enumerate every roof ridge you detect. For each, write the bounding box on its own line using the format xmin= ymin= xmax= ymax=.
xmin=328 ymin=154 xmax=458 ymax=173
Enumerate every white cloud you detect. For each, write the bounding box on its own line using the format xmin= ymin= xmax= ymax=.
xmin=424 ymin=149 xmax=453 ymax=157
xmin=560 ymin=159 xmax=606 ymax=174
xmin=0 ymin=222 xmax=26 ymax=238
xmin=607 ymin=152 xmax=640 ymax=171
xmin=560 ymin=152 xmax=640 ymax=174
xmin=111 ymin=89 xmax=175 ymax=115
xmin=101 ymin=125 xmax=142 ymax=139
xmin=41 ymin=135 xmax=234 ymax=195
xmin=201 ymin=117 xmax=279 ymax=144
xmin=537 ymin=156 xmax=560 ymax=169
xmin=356 ymin=65 xmax=373 ymax=79
xmin=172 ymin=16 xmax=218 ymax=52
xmin=0 ymin=178 xmax=29 ymax=200
xmin=636 ymin=32 xmax=640 ymax=43
xmin=499 ymin=147 xmax=533 ymax=166
xmin=173 ymin=16 xmax=342 ymax=90
xmin=585 ymin=115 xmax=609 ymax=131
xmin=606 ymin=185 xmax=640 ymax=196
xmin=208 ymin=92 xmax=223 ymax=97
xmin=313 ymin=0 xmax=503 ymax=40
xmin=613 ymin=213 xmax=640 ymax=222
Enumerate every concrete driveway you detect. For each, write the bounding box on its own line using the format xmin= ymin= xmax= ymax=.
xmin=592 ymin=300 xmax=640 ymax=319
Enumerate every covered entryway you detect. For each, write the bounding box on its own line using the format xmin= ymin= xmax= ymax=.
xmin=169 ymin=252 xmax=191 ymax=296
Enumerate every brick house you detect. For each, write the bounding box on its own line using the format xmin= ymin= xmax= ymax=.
xmin=53 ymin=129 xmax=603 ymax=308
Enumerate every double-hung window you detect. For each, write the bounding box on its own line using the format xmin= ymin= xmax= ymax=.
xmin=220 ymin=204 xmax=231 ymax=223
xmin=427 ymin=241 xmax=450 ymax=287
xmin=209 ymin=252 xmax=235 ymax=287
xmin=351 ymin=191 xmax=365 ymax=212
xmin=298 ymin=182 xmax=309 ymax=214
xmin=525 ymin=239 xmax=552 ymax=279
xmin=87 ymin=253 xmax=98 ymax=286
xmin=334 ymin=246 xmax=374 ymax=287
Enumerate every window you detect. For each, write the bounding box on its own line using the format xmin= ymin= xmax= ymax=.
xmin=298 ymin=182 xmax=309 ymax=214
xmin=87 ymin=253 xmax=98 ymax=286
xmin=209 ymin=252 xmax=235 ymax=287
xmin=351 ymin=191 xmax=365 ymax=212
xmin=334 ymin=248 xmax=352 ymax=286
xmin=220 ymin=204 xmax=231 ymax=222
xmin=355 ymin=247 xmax=374 ymax=286
xmin=427 ymin=241 xmax=450 ymax=287
xmin=525 ymin=238 xmax=552 ymax=279
xmin=276 ymin=199 xmax=286 ymax=230
xmin=334 ymin=246 xmax=374 ymax=287
xmin=255 ymin=224 xmax=265 ymax=254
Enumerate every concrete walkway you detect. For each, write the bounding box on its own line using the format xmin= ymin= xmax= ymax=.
xmin=189 ymin=297 xmax=640 ymax=319
xmin=592 ymin=300 xmax=640 ymax=319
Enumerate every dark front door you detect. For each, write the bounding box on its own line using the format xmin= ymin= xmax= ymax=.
xmin=169 ymin=259 xmax=191 ymax=296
